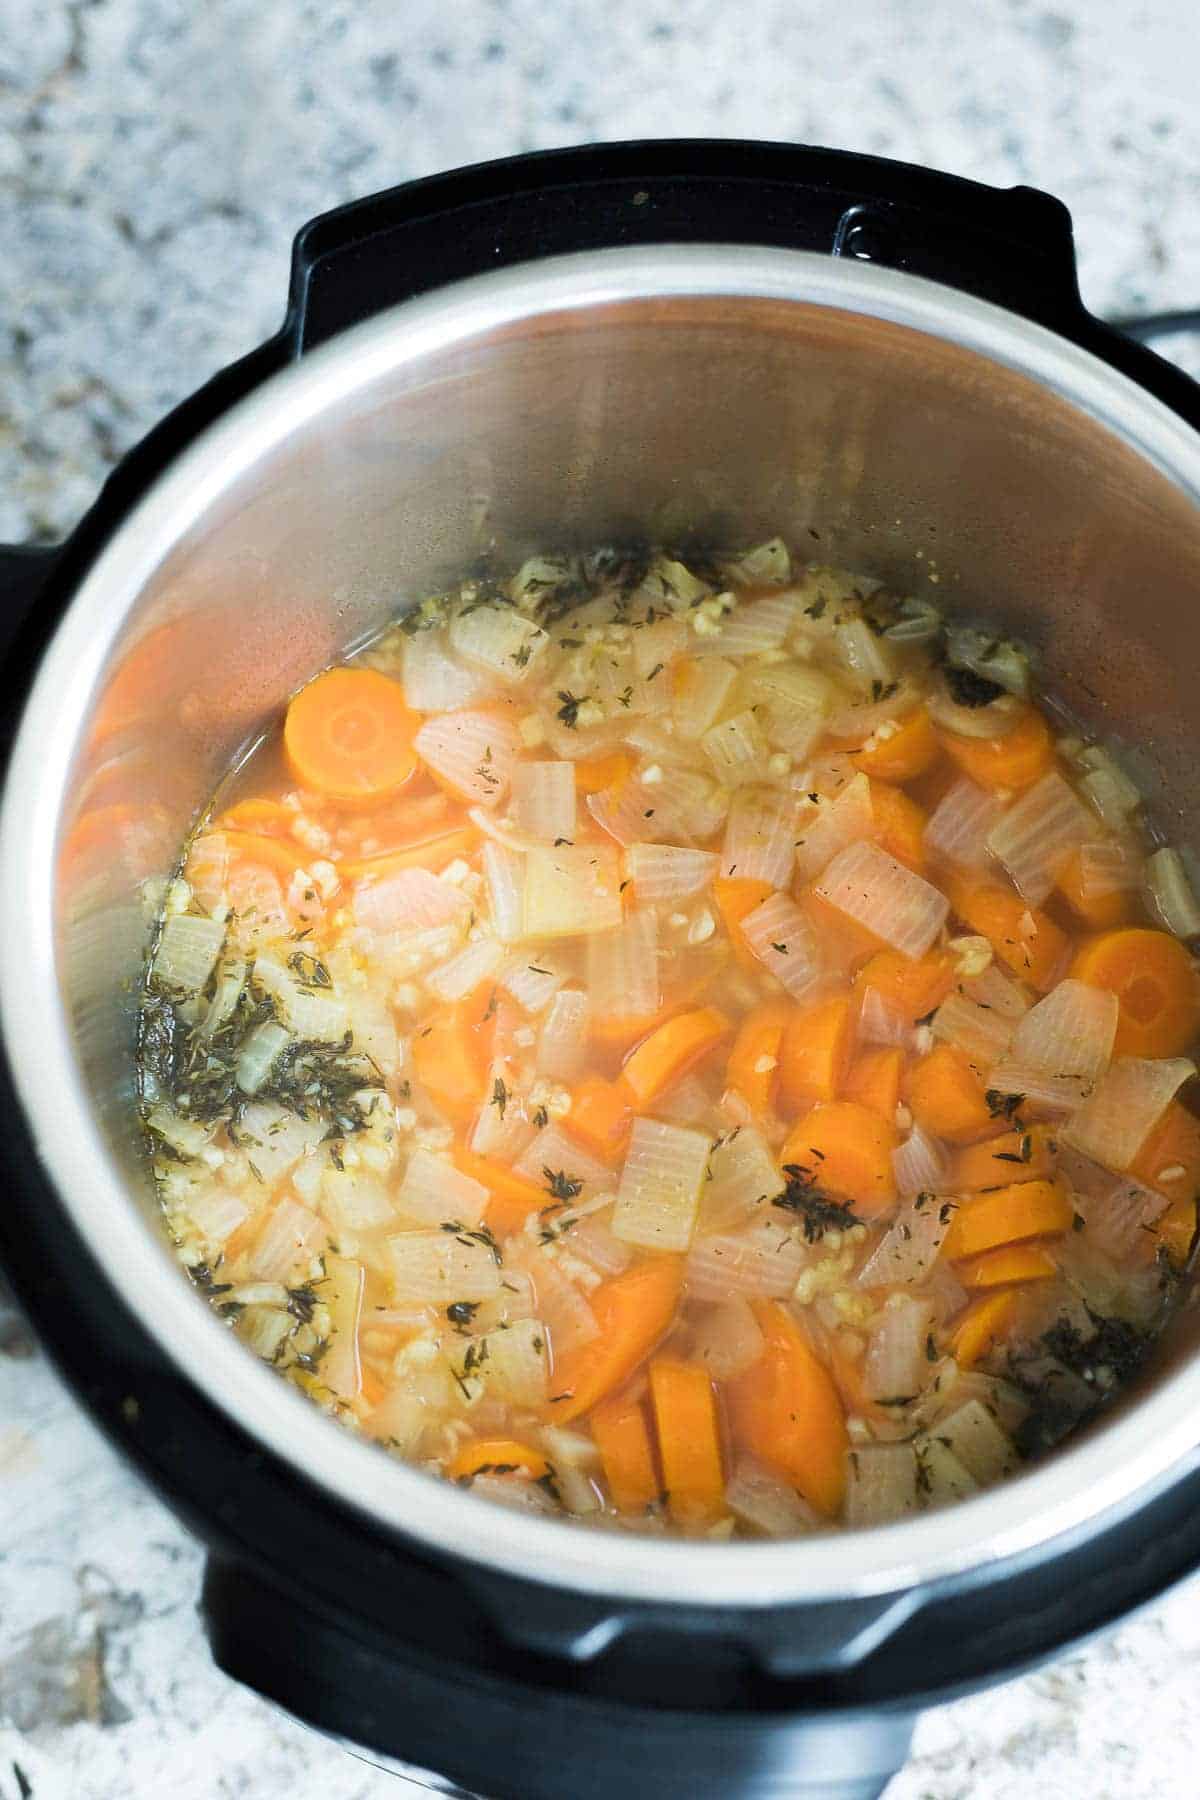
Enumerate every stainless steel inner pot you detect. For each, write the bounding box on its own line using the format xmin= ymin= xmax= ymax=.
xmin=5 ymin=245 xmax=1200 ymax=1611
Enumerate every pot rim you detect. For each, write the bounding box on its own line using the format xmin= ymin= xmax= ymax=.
xmin=4 ymin=244 xmax=1200 ymax=1609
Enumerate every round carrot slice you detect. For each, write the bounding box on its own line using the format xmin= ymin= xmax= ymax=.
xmin=284 ymin=667 xmax=419 ymax=804
xmin=1070 ymin=927 xmax=1200 ymax=1058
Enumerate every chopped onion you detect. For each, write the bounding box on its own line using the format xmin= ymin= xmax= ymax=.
xmin=726 ymin=1453 xmax=820 ymax=1536
xmin=1076 ymin=837 xmax=1143 ymax=900
xmin=845 ymin=1443 xmax=920 ymax=1527
xmin=536 ymin=988 xmax=591 ymax=1081
xmin=719 ymin=536 xmax=792 ymax=587
xmin=253 ymin=955 xmax=349 ymax=1043
xmin=931 ymin=991 xmax=1015 ymax=1068
xmin=396 ymin=1147 xmax=488 ymax=1228
xmin=314 ymin=1254 xmax=364 ymax=1402
xmin=860 ymin=1195 xmax=949 ymax=1292
xmin=402 ymin=630 xmax=493 ymax=711
xmin=612 ymin=1117 xmax=711 ymax=1252
xmin=986 ymin=771 xmax=1091 ymax=905
xmin=944 ymin=627 xmax=1031 ymax=698
xmin=354 ymin=866 xmax=470 ymax=935
xmin=633 ymin=615 xmax=688 ymax=678
xmin=815 ymin=840 xmax=949 ymax=959
xmin=706 ymin=592 xmax=798 ymax=658
xmin=413 ymin=709 xmax=520 ymax=808
xmin=153 ymin=913 xmax=226 ymax=994
xmin=913 ymin=1432 xmax=979 ymax=1504
xmin=936 ymin=1398 xmax=1018 ymax=1483
xmin=691 ymin=1297 xmax=766 ymax=1380
xmin=387 ymin=1229 xmax=502 ymax=1303
xmin=793 ymin=771 xmax=874 ymax=883
xmin=320 ymin=1166 xmax=397 ymax=1233
xmin=510 ymin=1244 xmax=600 ymax=1358
xmin=448 ymin=604 xmax=549 ymax=685
xmin=467 ymin=1472 xmax=561 ymax=1515
xmin=858 ymin=987 xmax=911 ymax=1049
xmin=1009 ymin=978 xmax=1118 ymax=1082
xmin=890 ymin=1124 xmax=949 ymax=1202
xmin=236 ymin=1102 xmax=327 ymax=1185
xmin=743 ymin=661 xmax=835 ymax=761
xmin=523 ymin=844 xmax=623 ymax=938
xmin=248 ymin=1197 xmax=324 ymax=1281
xmin=509 ymin=761 xmax=577 ymax=843
xmin=186 ymin=1187 xmax=250 ymax=1246
xmin=929 ymin=681 xmax=1024 ymax=740
xmin=499 ymin=953 xmax=567 ymax=1015
xmin=672 ymin=656 xmax=737 ymax=740
xmin=863 ymin=1294 xmax=936 ymax=1402
xmin=425 ymin=937 xmax=505 ymax=1003
xmin=827 ymin=678 xmax=920 ymax=746
xmin=961 ymin=960 xmax=1029 ymax=1020
xmin=685 ymin=1217 xmax=809 ymax=1300
xmin=665 ymin=765 xmax=729 ymax=840
xmin=566 ymin=1216 xmax=632 ymax=1278
xmin=657 ymin=1071 xmax=720 ymax=1126
xmin=198 ymin=957 xmax=247 ymax=1039
xmin=833 ymin=615 xmax=894 ymax=686
xmin=587 ymin=908 xmax=660 ymax=1020
xmin=924 ymin=1259 xmax=969 ymax=1325
xmin=925 ymin=778 xmax=1001 ymax=871
xmin=235 ymin=1020 xmax=291 ymax=1095
xmin=482 ymin=842 xmax=526 ymax=944
xmin=1056 ymin=1145 xmax=1168 ymax=1260
xmin=881 ymin=596 xmax=942 ymax=645
xmin=701 ymin=1125 xmax=784 ymax=1232
xmin=1075 ymin=745 xmax=1143 ymax=824
xmin=739 ymin=892 xmax=826 ymax=1000
xmin=985 ymin=1063 xmax=1093 ymax=1115
xmin=145 ymin=1105 xmax=215 ymax=1161
xmin=720 ymin=787 xmax=800 ymax=889
xmin=1146 ymin=846 xmax=1200 ymax=939
xmin=587 ymin=771 xmax=668 ymax=847
xmin=469 ymin=1062 xmax=535 ymax=1160
xmin=513 ymin=1121 xmax=613 ymax=1196
xmin=1062 ymin=1056 xmax=1196 ymax=1171
xmin=702 ymin=709 xmax=770 ymax=786
xmin=627 ymin=842 xmax=720 ymax=903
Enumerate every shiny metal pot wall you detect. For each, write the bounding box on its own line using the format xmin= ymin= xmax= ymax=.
xmin=4 ymin=244 xmax=1200 ymax=1610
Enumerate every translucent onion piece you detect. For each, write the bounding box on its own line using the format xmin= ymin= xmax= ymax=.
xmin=234 ymin=1020 xmax=291 ymax=1095
xmin=1056 ymin=1145 xmax=1168 ymax=1261
xmin=354 ymin=866 xmax=470 ymax=935
xmin=425 ymin=937 xmax=505 ymax=1003
xmin=1009 ymin=979 xmax=1118 ymax=1082
xmin=739 ymin=892 xmax=826 ymax=1000
xmin=145 ymin=1105 xmax=215 ymax=1160
xmin=858 ymin=987 xmax=911 ymax=1049
xmin=881 ymin=596 xmax=942 ymax=646
xmin=587 ymin=772 xmax=668 ymax=847
xmin=1146 ymin=847 xmax=1200 ymax=939
xmin=448 ymin=604 xmax=549 ymax=685
xmin=638 ymin=554 xmax=710 ymax=608
xmin=513 ymin=1122 xmax=613 ymax=1196
xmin=925 ymin=778 xmax=1001 ymax=871
xmin=1077 ymin=837 xmax=1143 ymax=899
xmin=248 ymin=1197 xmax=324 ymax=1282
xmin=413 ymin=710 xmax=520 ymax=808
xmin=483 ymin=842 xmax=525 ymax=944
xmin=315 ymin=1254 xmax=364 ymax=1402
xmin=928 ymin=683 xmax=1023 ymax=740
xmin=565 ymin=1216 xmax=633 ymax=1278
xmin=199 ymin=958 xmax=247 ymax=1039
xmin=923 ymin=1259 xmax=969 ymax=1326
xmin=944 ymin=627 xmax=1030 ymax=698
xmin=536 ymin=988 xmax=591 ymax=1081
xmin=858 ymin=1192 xmax=950 ymax=1286
xmin=726 ymin=1453 xmax=820 ymax=1537
xmin=986 ymin=771 xmax=1091 ymax=905
xmin=1075 ymin=746 xmax=1143 ymax=823
xmin=863 ymin=1294 xmax=936 ymax=1402
xmin=627 ymin=842 xmax=720 ymax=903
xmin=721 ymin=787 xmax=800 ymax=888
xmin=633 ymin=615 xmax=688 ymax=678
xmin=665 ymin=766 xmax=729 ymax=841
xmin=826 ymin=679 xmax=919 ymax=746
xmin=815 ymin=840 xmax=949 ymax=959
xmin=931 ymin=991 xmax=1015 ymax=1069
xmin=499 ymin=953 xmax=568 ymax=1015
xmin=890 ymin=1122 xmax=949 ymax=1201
xmin=672 ymin=656 xmax=737 ymax=740
xmin=467 ymin=1472 xmax=561 ymax=1515
xmin=706 ymin=592 xmax=798 ymax=659
xmin=1062 ymin=1056 xmax=1197 ymax=1171
xmin=252 ymin=955 xmax=349 ymax=1043
xmin=833 ymin=615 xmax=894 ymax=686
xmin=511 ymin=1245 xmax=600 ymax=1358
xmin=936 ymin=1399 xmax=1019 ymax=1484
xmin=153 ymin=913 xmax=225 ymax=994
xmin=844 ymin=1444 xmax=920 ymax=1527
xmin=386 ymin=1229 xmax=502 ymax=1303
xmin=320 ymin=1167 xmax=397 ymax=1233
xmin=402 ymin=630 xmax=493 ymax=711
xmin=793 ymin=772 xmax=875 ymax=884
xmin=464 ymin=1316 xmax=548 ymax=1406
xmin=510 ymin=761 xmax=577 ymax=843
xmin=985 ymin=1064 xmax=1094 ymax=1116
xmin=523 ymin=844 xmax=623 ymax=938
xmin=720 ymin=537 xmax=792 ymax=587
xmin=701 ymin=1125 xmax=785 ymax=1232
xmin=656 ymin=1071 xmax=720 ymax=1127
xmin=701 ymin=709 xmax=770 ymax=786
xmin=186 ymin=1187 xmax=250 ymax=1246
xmin=469 ymin=1063 xmax=535 ymax=1160
xmin=684 ymin=1217 xmax=808 ymax=1300
xmin=612 ymin=1117 xmax=712 ymax=1252
xmin=690 ymin=1297 xmax=766 ymax=1380
xmin=913 ymin=1433 xmax=980 ymax=1503
xmin=587 ymin=908 xmax=660 ymax=1020
xmin=235 ymin=1102 xmax=327 ymax=1186
xmin=396 ymin=1147 xmax=488 ymax=1228
xmin=542 ymin=713 xmax=628 ymax=763
xmin=961 ymin=960 xmax=1030 ymax=1020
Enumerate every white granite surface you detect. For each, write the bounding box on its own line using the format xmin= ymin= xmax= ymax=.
xmin=3 ymin=0 xmax=1200 ymax=1795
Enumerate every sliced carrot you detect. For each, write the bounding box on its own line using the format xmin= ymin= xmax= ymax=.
xmin=955 ymin=1243 xmax=1059 ymax=1289
xmin=591 ymin=1393 xmax=661 ymax=1513
xmin=284 ymin=667 xmax=419 ymax=805
xmin=854 ymin=947 xmax=956 ymax=1022
xmin=726 ymin=1300 xmax=848 ymax=1517
xmin=217 ymin=797 xmax=299 ymax=837
xmin=358 ymin=1366 xmax=388 ymax=1411
xmin=566 ymin=1076 xmax=634 ymax=1160
xmin=573 ymin=750 xmax=634 ymax=795
xmin=220 ymin=829 xmax=308 ymax=883
xmin=852 ymin=705 xmax=941 ymax=782
xmin=948 ymin=877 xmax=1068 ymax=992
xmin=648 ymin=1358 xmax=725 ymax=1527
xmin=340 ymin=826 xmax=480 ymax=881
xmin=868 ymin=780 xmax=928 ymax=873
xmin=778 ymin=996 xmax=855 ymax=1115
xmin=779 ymin=1099 xmax=897 ymax=1215
xmin=448 ymin=1438 xmax=551 ymax=1483
xmin=951 ymin=1124 xmax=1059 ymax=1190
xmin=451 ymin=1148 xmax=548 ymax=1237
xmin=1129 ymin=1100 xmax=1200 ymax=1197
xmin=951 ymin=1291 xmax=1021 ymax=1369
xmin=1155 ymin=1197 xmax=1198 ymax=1267
xmin=619 ymin=1007 xmax=731 ymax=1110
xmin=906 ymin=1044 xmax=996 ymax=1144
xmin=546 ymin=1257 xmax=684 ymax=1423
xmin=941 ymin=1178 xmax=1074 ymax=1260
xmin=1055 ymin=847 xmax=1135 ymax=931
xmin=1070 ymin=927 xmax=1200 ymax=1059
xmin=591 ymin=1012 xmax=673 ymax=1055
xmin=713 ymin=877 xmax=776 ymax=969
xmin=842 ymin=1046 xmax=904 ymax=1123
xmin=798 ymin=890 xmax=882 ymax=976
xmin=939 ymin=704 xmax=1054 ymax=793
xmin=725 ymin=999 xmax=792 ymax=1120
xmin=411 ymin=998 xmax=492 ymax=1127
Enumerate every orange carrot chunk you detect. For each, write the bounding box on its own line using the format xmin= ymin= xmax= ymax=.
xmin=779 ymin=1099 xmax=897 ymax=1215
xmin=854 ymin=947 xmax=956 ymax=1023
xmin=546 ymin=1258 xmax=684 ymax=1423
xmin=954 ymin=1243 xmax=1059 ymax=1289
xmin=573 ymin=751 xmax=634 ymax=795
xmin=727 ymin=1301 xmax=848 ymax=1517
xmin=1070 ymin=927 xmax=1200 ymax=1059
xmin=620 ymin=1007 xmax=731 ymax=1110
xmin=648 ymin=1358 xmax=725 ymax=1527
xmin=448 ymin=1438 xmax=551 ymax=1483
xmin=951 ymin=1125 xmax=1058 ymax=1190
xmin=948 ymin=878 xmax=1068 ymax=993
xmin=778 ymin=995 xmax=855 ymax=1115
xmin=725 ymin=999 xmax=793 ymax=1121
xmin=868 ymin=780 xmax=928 ymax=873
xmin=906 ymin=1044 xmax=996 ymax=1144
xmin=591 ymin=1393 xmax=661 ymax=1513
xmin=340 ymin=826 xmax=480 ymax=881
xmin=284 ymin=667 xmax=419 ymax=804
xmin=1056 ymin=847 xmax=1134 ymax=931
xmin=852 ymin=705 xmax=941 ymax=782
xmin=952 ymin=1291 xmax=1021 ymax=1368
xmin=411 ymin=999 xmax=492 ymax=1127
xmin=451 ymin=1149 xmax=549 ymax=1237
xmin=566 ymin=1077 xmax=634 ymax=1160
xmin=939 ymin=704 xmax=1054 ymax=793
xmin=941 ymin=1178 xmax=1074 ymax=1260
xmin=713 ymin=877 xmax=777 ymax=969
xmin=842 ymin=1046 xmax=904 ymax=1123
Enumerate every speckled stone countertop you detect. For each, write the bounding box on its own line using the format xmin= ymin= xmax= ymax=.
xmin=3 ymin=2 xmax=1200 ymax=1796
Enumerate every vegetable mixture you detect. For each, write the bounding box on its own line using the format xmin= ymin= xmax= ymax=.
xmin=139 ymin=542 xmax=1200 ymax=1537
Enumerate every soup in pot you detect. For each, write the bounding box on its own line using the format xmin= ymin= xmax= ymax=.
xmin=138 ymin=542 xmax=1200 ymax=1536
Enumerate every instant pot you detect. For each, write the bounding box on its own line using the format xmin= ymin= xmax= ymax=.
xmin=3 ymin=142 xmax=1200 ymax=1800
